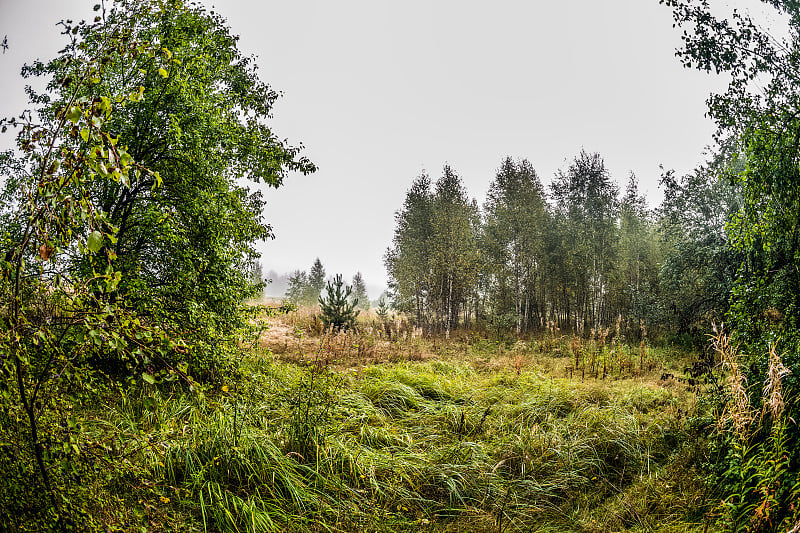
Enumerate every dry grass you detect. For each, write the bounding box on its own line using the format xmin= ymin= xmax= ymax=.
xmin=258 ymin=307 xmax=703 ymax=409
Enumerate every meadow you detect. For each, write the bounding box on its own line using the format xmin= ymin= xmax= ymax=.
xmin=62 ymin=306 xmax=717 ymax=533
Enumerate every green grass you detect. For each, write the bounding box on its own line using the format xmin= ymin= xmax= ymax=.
xmin=17 ymin=323 xmax=717 ymax=532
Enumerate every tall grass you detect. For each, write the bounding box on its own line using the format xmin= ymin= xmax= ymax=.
xmin=56 ymin=314 xmax=709 ymax=532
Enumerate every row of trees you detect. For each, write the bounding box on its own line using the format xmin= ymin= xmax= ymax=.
xmin=386 ymin=150 xmax=740 ymax=338
xmin=284 ymin=258 xmax=370 ymax=310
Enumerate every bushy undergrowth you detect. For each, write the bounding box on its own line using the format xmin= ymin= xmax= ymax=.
xmin=1 ymin=314 xmax=715 ymax=532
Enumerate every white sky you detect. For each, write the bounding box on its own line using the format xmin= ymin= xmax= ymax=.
xmin=0 ymin=0 xmax=779 ymax=297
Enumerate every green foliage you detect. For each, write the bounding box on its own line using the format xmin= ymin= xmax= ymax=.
xmin=429 ymin=166 xmax=482 ymax=336
xmin=385 ymin=172 xmax=434 ymax=325
xmin=0 ymin=0 xmax=312 ymax=527
xmin=482 ymin=157 xmax=549 ymax=334
xmin=385 ymin=153 xmax=704 ymax=340
xmin=707 ymin=334 xmax=800 ymax=532
xmin=614 ymin=174 xmax=662 ymax=329
xmin=665 ymin=1 xmax=800 ymax=529
xmin=550 ymin=151 xmax=620 ymax=333
xmin=307 ymin=258 xmax=326 ymax=304
xmin=376 ymin=294 xmax=390 ymax=321
xmin=0 ymin=6 xmax=190 ymax=527
xmin=351 ymin=271 xmax=370 ymax=310
xmin=385 ymin=166 xmax=481 ymax=336
xmin=663 ymin=0 xmax=800 ymax=347
xmin=657 ymin=142 xmax=743 ymax=336
xmin=283 ymin=258 xmax=327 ymax=306
xmin=9 ymin=0 xmax=315 ymax=377
xmin=319 ymin=274 xmax=360 ymax=332
xmin=284 ymin=269 xmax=308 ymax=305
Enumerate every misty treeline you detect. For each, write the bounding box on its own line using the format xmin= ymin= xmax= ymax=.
xmin=283 ymin=257 xmax=370 ymax=310
xmin=385 ymin=146 xmax=741 ymax=339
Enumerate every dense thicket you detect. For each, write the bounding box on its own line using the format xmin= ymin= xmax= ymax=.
xmin=1 ymin=0 xmax=315 ymax=376
xmin=665 ymin=0 xmax=800 ymax=529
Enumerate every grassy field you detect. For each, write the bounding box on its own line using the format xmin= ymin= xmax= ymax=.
xmin=69 ymin=308 xmax=718 ymax=532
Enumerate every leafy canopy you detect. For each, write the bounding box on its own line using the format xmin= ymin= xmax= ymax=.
xmin=664 ymin=0 xmax=800 ymax=528
xmin=5 ymin=0 xmax=316 ymax=376
xmin=0 ymin=0 xmax=313 ymax=527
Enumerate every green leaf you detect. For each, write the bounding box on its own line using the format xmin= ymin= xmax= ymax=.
xmin=87 ymin=230 xmax=104 ymax=253
xmin=66 ymin=106 xmax=82 ymax=124
xmin=158 ymin=67 xmax=168 ymax=78
xmin=142 ymin=372 xmax=155 ymax=385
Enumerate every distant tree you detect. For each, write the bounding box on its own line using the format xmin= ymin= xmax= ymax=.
xmin=483 ymin=157 xmax=549 ymax=333
xmin=351 ymin=272 xmax=370 ymax=310
xmin=386 ymin=167 xmax=482 ymax=335
xmin=385 ymin=173 xmax=434 ymax=327
xmin=305 ymin=258 xmax=326 ymax=305
xmin=319 ymin=274 xmax=360 ymax=331
xmin=550 ymin=151 xmax=619 ymax=333
xmin=429 ymin=166 xmax=481 ymax=337
xmin=376 ymin=295 xmax=390 ymax=322
xmin=614 ymin=174 xmax=660 ymax=330
xmin=285 ymin=270 xmax=309 ymax=304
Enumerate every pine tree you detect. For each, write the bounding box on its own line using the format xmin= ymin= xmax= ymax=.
xmin=351 ymin=272 xmax=370 ymax=310
xmin=305 ymin=258 xmax=326 ymax=305
xmin=376 ymin=295 xmax=390 ymax=322
xmin=319 ymin=274 xmax=360 ymax=331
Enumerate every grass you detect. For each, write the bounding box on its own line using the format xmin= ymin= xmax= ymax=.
xmin=27 ymin=308 xmax=718 ymax=532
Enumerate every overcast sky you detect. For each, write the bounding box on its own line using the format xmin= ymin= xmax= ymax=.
xmin=0 ymin=0 xmax=779 ymax=297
